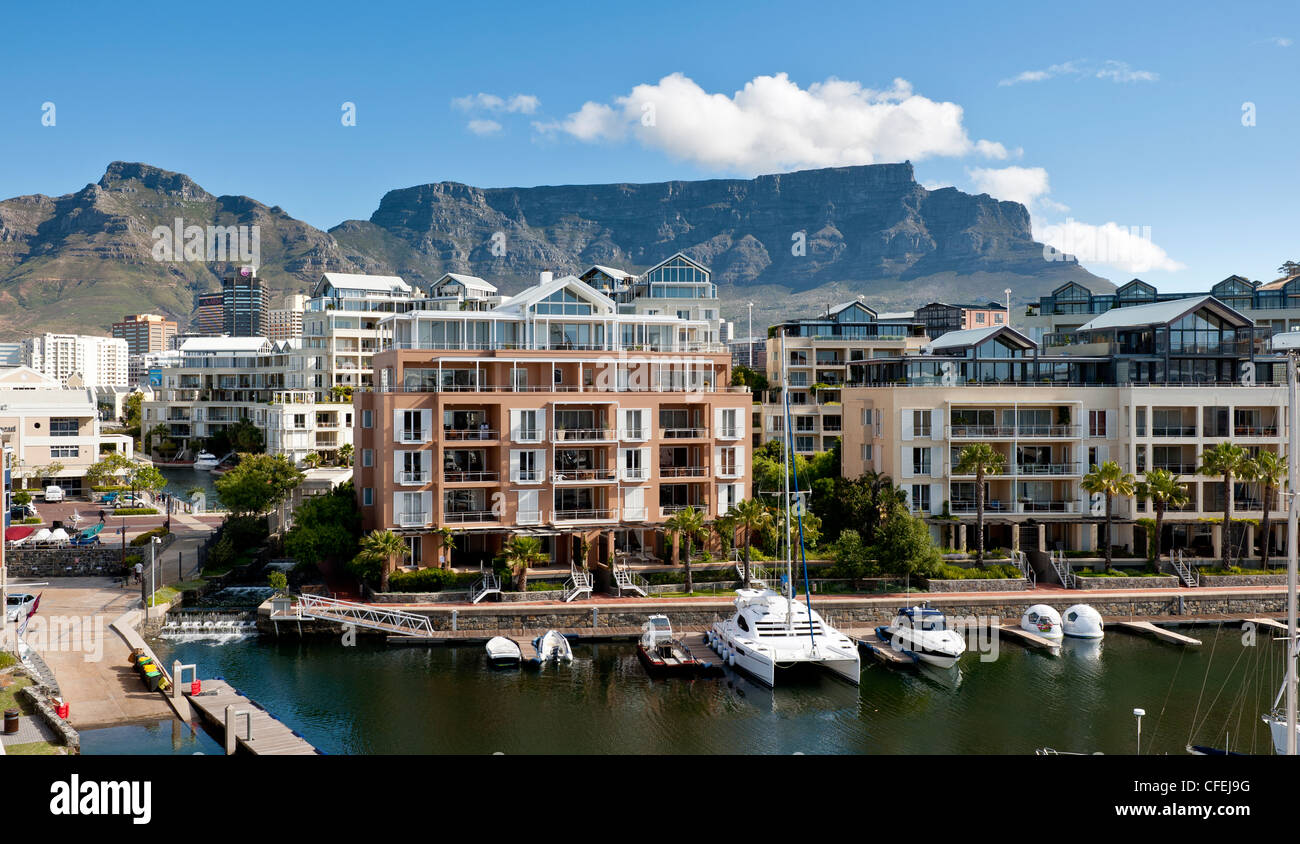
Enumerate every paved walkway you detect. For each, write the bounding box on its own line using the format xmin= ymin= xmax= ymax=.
xmin=8 ymin=578 xmax=173 ymax=730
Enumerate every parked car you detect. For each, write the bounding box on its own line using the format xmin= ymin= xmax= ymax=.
xmin=5 ymin=593 xmax=36 ymax=623
xmin=43 ymin=485 xmax=65 ymax=503
xmin=113 ymin=494 xmax=151 ymax=509
xmin=10 ymin=503 xmax=38 ymax=521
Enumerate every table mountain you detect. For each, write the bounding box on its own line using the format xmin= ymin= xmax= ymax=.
xmin=0 ymin=161 xmax=1107 ymax=335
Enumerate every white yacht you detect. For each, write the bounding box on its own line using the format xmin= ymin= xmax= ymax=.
xmin=709 ymin=589 xmax=860 ymax=687
xmin=194 ymin=450 xmax=220 ymax=471
xmin=879 ymin=605 xmax=967 ymax=669
xmin=533 ymin=629 xmax=573 ymax=663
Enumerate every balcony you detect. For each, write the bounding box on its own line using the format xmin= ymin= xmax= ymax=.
xmin=552 ymin=428 xmax=616 ymax=443
xmin=551 ymin=468 xmax=618 ymax=483
xmin=444 ymin=427 xmax=499 ymax=441
xmin=620 ymin=467 xmax=649 ymax=482
xmin=397 ymin=510 xmax=430 ymax=528
xmin=1015 ymin=463 xmax=1079 ymax=476
xmin=553 ymin=508 xmax=618 ymax=523
xmin=660 ymin=466 xmax=709 ymax=478
xmin=444 ymin=510 xmax=499 ymax=524
xmin=716 ymin=426 xmax=742 ymax=440
xmin=1016 ymin=425 xmax=1082 ymax=438
xmin=517 ymin=509 xmax=542 ymax=525
xmin=660 ymin=505 xmax=705 ymax=517
xmin=399 ymin=471 xmax=430 ymax=485
xmin=950 ymin=500 xmax=1078 ymax=514
xmin=1149 ymin=463 xmax=1197 ymax=474
xmin=443 ymin=471 xmax=500 ymax=483
xmin=1234 ymin=425 xmax=1279 ymax=437
xmin=511 ymin=469 xmax=542 ymax=483
xmin=397 ymin=429 xmax=428 ymax=444
xmin=618 ymin=428 xmax=648 ymax=441
xmin=1150 ymin=425 xmax=1196 ymax=437
xmin=623 ymin=506 xmax=649 ymax=520
xmin=660 ymin=428 xmax=707 ymax=439
xmin=516 ymin=429 xmax=542 ymax=443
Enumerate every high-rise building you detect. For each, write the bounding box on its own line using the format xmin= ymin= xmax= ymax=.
xmin=354 ymin=271 xmax=749 ymax=570
xmin=267 ymin=294 xmax=308 ymax=341
xmin=112 ymin=313 xmax=178 ymax=356
xmin=192 ymin=292 xmax=224 ymax=335
xmin=222 ymin=268 xmax=270 ymax=337
xmin=20 ymin=333 xmax=129 ymax=388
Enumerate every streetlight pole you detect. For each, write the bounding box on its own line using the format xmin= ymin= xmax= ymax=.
xmin=1286 ymin=349 xmax=1298 ymax=755
xmin=1004 ymin=288 xmax=1012 ymax=329
xmin=747 ymin=302 xmax=754 ymax=370
xmin=1133 ymin=707 xmax=1145 ymax=754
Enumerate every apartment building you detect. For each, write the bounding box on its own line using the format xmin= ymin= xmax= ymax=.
xmin=841 ymin=296 xmax=1290 ymax=559
xmin=141 ymin=337 xmax=352 ymax=463
xmin=913 ymin=301 xmax=1008 ymax=339
xmin=577 ymin=253 xmax=728 ymax=345
xmin=267 ymin=294 xmax=308 ymax=341
xmin=761 ymin=300 xmax=928 ymax=453
xmin=354 ymin=272 xmax=751 ymax=570
xmin=1021 ymin=274 xmax=1300 ymax=344
xmin=302 ymin=273 xmax=421 ymax=393
xmin=112 ymin=313 xmax=178 ymax=356
xmin=21 ymin=333 xmax=129 ymax=388
xmin=0 ymin=367 xmax=133 ymax=494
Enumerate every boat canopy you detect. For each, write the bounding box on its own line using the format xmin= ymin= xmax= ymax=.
xmin=78 ymin=523 xmax=104 ymax=539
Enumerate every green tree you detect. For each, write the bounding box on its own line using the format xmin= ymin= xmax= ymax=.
xmin=1198 ymin=441 xmax=1249 ymax=569
xmin=86 ymin=452 xmax=134 ymax=489
xmin=302 ymin=452 xmax=322 ymax=469
xmin=724 ymin=498 xmax=772 ymax=588
xmin=144 ymin=424 xmax=171 ymax=457
xmin=830 ymin=528 xmax=879 ymax=589
xmin=664 ymin=506 xmax=707 ymax=594
xmin=123 ymin=391 xmax=143 ymax=445
xmin=12 ymin=490 xmax=31 ymax=507
xmin=870 ymin=508 xmax=941 ymax=578
xmin=954 ymin=443 xmax=1007 ymax=564
xmin=730 ymin=365 xmax=768 ymax=394
xmin=227 ymin=418 xmax=265 ymax=454
xmin=214 ymin=454 xmax=304 ymax=516
xmin=282 ymin=484 xmax=362 ymax=571
xmin=497 ymin=534 xmax=545 ymax=591
xmin=337 ymin=443 xmax=354 ymax=467
xmin=357 ymin=529 xmax=409 ymax=592
xmin=127 ymin=464 xmax=167 ymax=500
xmin=267 ymin=571 xmax=288 ymax=594
xmin=1082 ymin=460 xmax=1136 ymax=572
xmin=1135 ymin=468 xmax=1190 ymax=564
xmin=1240 ymin=450 xmax=1286 ymax=569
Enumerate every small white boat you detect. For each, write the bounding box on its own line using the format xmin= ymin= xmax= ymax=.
xmin=485 ymin=636 xmax=522 ymax=667
xmin=1021 ymin=604 xmax=1064 ymax=641
xmin=1062 ymin=604 xmax=1105 ymax=639
xmin=879 ymin=605 xmax=967 ymax=669
xmin=533 ymin=630 xmax=573 ymax=663
xmin=194 ymin=450 xmax=220 ymax=471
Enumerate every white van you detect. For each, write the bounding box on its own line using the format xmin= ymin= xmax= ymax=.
xmin=43 ymin=485 xmax=65 ymax=503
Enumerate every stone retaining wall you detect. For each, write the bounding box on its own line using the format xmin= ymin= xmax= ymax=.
xmin=1197 ymin=574 xmax=1287 ymax=587
xmin=924 ymin=578 xmax=1028 ymax=593
xmin=1075 ymin=576 xmax=1180 ymax=590
xmin=7 ymin=532 xmax=176 ymax=577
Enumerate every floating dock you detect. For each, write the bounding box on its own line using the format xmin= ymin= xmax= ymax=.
xmin=849 ymin=629 xmax=918 ymax=666
xmin=1114 ymin=621 xmax=1202 ymax=646
xmin=996 ymin=624 xmax=1062 ymax=652
xmin=1245 ymin=617 xmax=1289 ymax=634
xmin=185 ymin=680 xmax=319 ymax=755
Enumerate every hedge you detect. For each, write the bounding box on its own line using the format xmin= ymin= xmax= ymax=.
xmin=130 ymin=527 xmax=170 ymax=547
xmin=386 ymin=569 xmax=482 ymax=593
xmin=115 ymin=507 xmax=159 ymax=515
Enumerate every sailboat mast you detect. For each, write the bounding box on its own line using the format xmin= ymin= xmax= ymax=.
xmin=780 ymin=331 xmax=793 ymax=600
xmin=1286 ymin=349 xmax=1298 ymax=755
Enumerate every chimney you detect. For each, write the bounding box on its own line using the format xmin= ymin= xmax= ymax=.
xmin=539 ymin=271 xmax=554 ymax=285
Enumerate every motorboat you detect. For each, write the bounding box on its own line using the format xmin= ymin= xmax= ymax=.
xmin=532 ymin=629 xmax=573 ymax=664
xmin=1062 ymin=604 xmax=1105 ymax=639
xmin=194 ymin=450 xmax=220 ymax=471
xmin=878 ymin=605 xmax=967 ymax=669
xmin=709 ymin=589 xmax=861 ymax=687
xmin=636 ymin=614 xmax=718 ymax=677
xmin=485 ymin=636 xmax=522 ymax=667
xmin=1021 ymin=604 xmax=1064 ymax=641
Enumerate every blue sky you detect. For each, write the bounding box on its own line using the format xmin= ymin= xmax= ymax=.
xmin=1 ymin=0 xmax=1296 ymax=289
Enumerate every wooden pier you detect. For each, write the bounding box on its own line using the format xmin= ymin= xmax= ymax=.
xmin=185 ymin=680 xmax=319 ymax=755
xmin=1114 ymin=621 xmax=1202 ymax=646
xmin=996 ymin=624 xmax=1062 ymax=652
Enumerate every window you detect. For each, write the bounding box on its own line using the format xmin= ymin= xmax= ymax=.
xmin=795 ymin=436 xmax=814 ymax=452
xmin=519 ymin=410 xmax=540 ymax=441
xmin=405 ymin=536 xmax=421 ymax=566
xmin=912 ymin=410 xmax=932 ymax=438
xmin=363 ymin=487 xmax=373 ymax=506
xmin=517 ymin=450 xmax=538 ymax=482
xmin=862 ymin=409 xmax=873 ymax=425
xmin=862 ymin=444 xmax=873 ymax=461
xmin=1089 ymin=410 xmax=1107 ymax=437
xmin=911 ymin=485 xmax=931 ymax=512
xmin=363 ymin=449 xmax=373 ymax=467
xmin=719 ymin=408 xmax=738 ymax=437
xmin=50 ymin=418 xmax=79 ymax=437
xmin=975 ymin=312 xmax=986 ymax=324
xmin=720 ymin=447 xmax=738 ymax=476
xmin=912 ymin=448 xmax=931 ymax=475
xmin=50 ymin=446 xmax=79 ymax=458
xmin=624 ymin=410 xmax=643 ymax=439
xmin=401 ymin=410 xmax=424 ymax=441
xmin=362 ymin=410 xmax=372 ymax=428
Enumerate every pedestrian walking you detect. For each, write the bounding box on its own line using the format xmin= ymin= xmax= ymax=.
xmin=132 ymin=560 xmax=143 ymax=584
xmin=99 ymin=508 xmax=106 ymax=523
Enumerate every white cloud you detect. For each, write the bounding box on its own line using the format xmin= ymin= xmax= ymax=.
xmin=452 ymin=93 xmax=539 ymax=114
xmin=1266 ymin=36 xmax=1293 ymax=47
xmin=1037 ymin=218 xmax=1185 ymax=273
xmin=968 ymin=166 xmax=1051 ymax=208
xmin=999 ymin=59 xmax=1157 ymax=86
xmin=466 ymin=119 xmax=502 ymax=136
xmin=535 ymin=72 xmax=1011 ymax=174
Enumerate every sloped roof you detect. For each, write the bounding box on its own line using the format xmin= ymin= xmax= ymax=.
xmin=179 ymin=337 xmax=270 ymax=353
xmin=584 ymin=265 xmax=633 ymax=281
xmin=1075 ymin=295 xmax=1250 ymax=330
xmin=436 ymin=273 xmax=497 ymax=293
xmin=926 ymin=325 xmax=1034 ymax=351
xmin=314 ymin=273 xmax=411 ymax=296
xmin=493 ymin=275 xmax=615 ymax=315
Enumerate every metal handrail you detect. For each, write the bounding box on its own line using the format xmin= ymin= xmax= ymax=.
xmin=296 ymin=593 xmax=433 ymax=636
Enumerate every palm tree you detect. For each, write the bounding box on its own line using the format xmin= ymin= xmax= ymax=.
xmin=664 ymin=506 xmax=706 ymax=594
xmin=1081 ymin=461 xmax=1136 ymax=572
xmin=337 ymin=443 xmax=354 ymax=467
xmin=498 ymin=534 xmax=545 ymax=591
xmin=1241 ymin=450 xmax=1286 ymax=569
xmin=1135 ymin=469 xmax=1189 ymax=565
xmin=953 ymin=443 xmax=1007 ymax=564
xmin=432 ymin=526 xmax=455 ymax=569
xmin=726 ymin=497 xmax=773 ymax=588
xmin=1198 ymin=442 xmax=1249 ymax=569
xmin=359 ymin=529 xmax=409 ymax=592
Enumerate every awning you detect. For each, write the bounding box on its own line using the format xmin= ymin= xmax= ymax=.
xmin=5 ymin=526 xmax=35 ymax=542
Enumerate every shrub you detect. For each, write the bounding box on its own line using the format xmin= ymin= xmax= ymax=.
xmin=115 ymin=507 xmax=159 ymax=515
xmin=123 ymin=554 xmax=143 ymax=568
xmin=385 ymin=569 xmax=481 ymax=593
xmin=130 ymin=527 xmax=170 ymax=547
xmin=267 ymin=571 xmax=288 ymax=592
xmin=933 ymin=563 xmax=1023 ymax=580
xmin=224 ymin=515 xmax=270 ymax=549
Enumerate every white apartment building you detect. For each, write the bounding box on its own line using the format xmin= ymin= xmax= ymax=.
xmin=302 ymin=273 xmax=422 ymax=393
xmin=141 ymin=337 xmax=353 ymax=464
xmin=21 ymin=333 xmax=129 ymax=388
xmin=578 ymin=253 xmax=726 ymax=345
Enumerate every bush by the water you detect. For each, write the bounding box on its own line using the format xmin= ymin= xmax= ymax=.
xmin=933 ymin=563 xmax=1023 ymax=580
xmin=384 ymin=568 xmax=481 ymax=593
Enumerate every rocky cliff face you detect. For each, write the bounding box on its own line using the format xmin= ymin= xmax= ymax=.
xmin=0 ymin=161 xmax=1106 ymax=335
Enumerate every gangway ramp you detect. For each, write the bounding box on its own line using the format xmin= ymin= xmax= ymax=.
xmin=273 ymin=594 xmax=434 ymax=637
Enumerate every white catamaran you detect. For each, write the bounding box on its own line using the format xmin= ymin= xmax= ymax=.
xmin=709 ymin=331 xmax=861 ymax=688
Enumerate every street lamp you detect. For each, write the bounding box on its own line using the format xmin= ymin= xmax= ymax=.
xmin=1004 ymin=288 xmax=1012 ymax=329
xmin=1133 ymin=707 xmax=1145 ymax=754
xmin=747 ymin=302 xmax=754 ymax=370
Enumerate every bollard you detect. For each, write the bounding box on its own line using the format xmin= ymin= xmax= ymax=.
xmin=191 ymin=680 xmax=201 ymax=695
xmin=224 ymin=705 xmax=238 ymax=754
xmin=55 ymin=700 xmax=69 ymax=720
